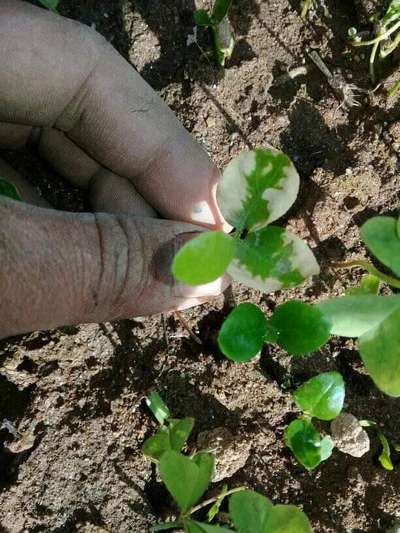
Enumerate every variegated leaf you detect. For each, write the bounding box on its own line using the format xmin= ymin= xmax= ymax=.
xmin=228 ymin=226 xmax=319 ymax=292
xmin=216 ymin=148 xmax=299 ymax=232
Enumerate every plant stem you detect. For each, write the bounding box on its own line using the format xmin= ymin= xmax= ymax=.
xmin=333 ymin=259 xmax=400 ymax=289
xmin=189 ymin=486 xmax=246 ymax=516
xmin=352 ymin=20 xmax=400 ymax=47
xmin=301 ymin=0 xmax=312 ymax=19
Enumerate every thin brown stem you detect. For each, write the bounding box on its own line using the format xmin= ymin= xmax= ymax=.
xmin=332 ymin=259 xmax=400 ymax=289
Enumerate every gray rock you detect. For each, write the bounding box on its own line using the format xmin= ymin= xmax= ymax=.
xmin=331 ymin=413 xmax=370 ymax=458
xmin=197 ymin=427 xmax=251 ymax=482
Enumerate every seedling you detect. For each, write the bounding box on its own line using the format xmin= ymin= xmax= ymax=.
xmin=318 ymin=214 xmax=400 ymax=397
xmin=173 ymin=147 xmax=319 ymax=298
xmin=194 ymin=0 xmax=234 ymax=66
xmin=143 ymin=393 xmax=312 ymax=532
xmin=360 ymin=420 xmax=395 ymax=470
xmin=349 ymin=0 xmax=400 ymax=81
xmin=285 ymin=372 xmax=345 ymax=469
xmin=38 ymin=0 xmax=59 ymax=11
xmin=0 ymin=179 xmax=21 ymax=201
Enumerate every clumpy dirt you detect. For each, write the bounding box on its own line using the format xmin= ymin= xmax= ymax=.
xmin=1 ymin=0 xmax=400 ymax=531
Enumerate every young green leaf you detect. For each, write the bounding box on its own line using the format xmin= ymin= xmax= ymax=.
xmin=270 ymin=301 xmax=331 ymax=356
xmin=172 ymin=231 xmax=234 ymax=285
xmin=159 ymin=451 xmax=214 ymax=512
xmin=346 ymin=274 xmax=381 ymax=296
xmin=207 ymin=484 xmax=228 ymax=522
xmin=293 ymin=372 xmax=345 ymax=421
xmin=211 ymin=0 xmax=233 ymax=24
xmin=146 ymin=392 xmax=171 ymax=425
xmin=0 ymin=179 xmax=21 ymax=201
xmin=285 ymin=418 xmax=334 ymax=470
xmin=359 ymin=308 xmax=400 ymax=397
xmin=194 ymin=9 xmax=212 ymax=26
xmin=143 ymin=418 xmax=195 ymax=462
xmin=38 ymin=0 xmax=59 ymax=11
xmin=229 ymin=490 xmax=273 ymax=532
xmin=216 ymin=149 xmax=300 ymax=232
xmin=186 ymin=521 xmax=234 ymax=533
xmin=317 ymin=295 xmax=400 ymax=337
xmin=169 ymin=418 xmax=195 ymax=452
xmin=143 ymin=426 xmax=171 ymax=461
xmin=361 ymin=216 xmax=400 ymax=278
xmin=378 ymin=431 xmax=394 ymax=470
xmin=218 ymin=303 xmax=268 ymax=362
xmin=263 ymin=505 xmax=312 ymax=533
xmin=228 ymin=227 xmax=319 ymax=293
xmin=214 ymin=18 xmax=235 ymax=66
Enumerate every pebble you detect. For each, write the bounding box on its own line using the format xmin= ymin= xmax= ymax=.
xmin=331 ymin=413 xmax=370 ymax=458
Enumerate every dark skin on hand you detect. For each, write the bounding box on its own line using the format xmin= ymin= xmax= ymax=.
xmin=0 ymin=0 xmax=230 ymax=340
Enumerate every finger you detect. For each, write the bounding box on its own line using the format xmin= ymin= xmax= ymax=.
xmin=0 ymin=199 xmax=228 ymax=339
xmin=38 ymin=127 xmax=157 ymax=216
xmin=0 ymin=124 xmax=157 ymax=216
xmin=0 ymin=1 xmax=226 ymax=230
xmin=0 ymin=158 xmax=50 ymax=207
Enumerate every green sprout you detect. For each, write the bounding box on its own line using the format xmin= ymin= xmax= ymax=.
xmin=300 ymin=0 xmax=313 ymax=20
xmin=285 ymin=372 xmax=345 ymax=469
xmin=194 ymin=0 xmax=235 ymax=66
xmin=38 ymin=0 xmax=59 ymax=12
xmin=0 ymin=179 xmax=21 ymax=201
xmin=142 ymin=393 xmax=312 ymax=532
xmin=348 ymin=0 xmax=400 ymax=81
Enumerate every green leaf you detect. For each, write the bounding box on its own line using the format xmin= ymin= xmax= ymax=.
xmin=211 ymin=0 xmax=233 ymax=24
xmin=346 ymin=274 xmax=381 ymax=296
xmin=359 ymin=308 xmax=400 ymax=396
xmin=285 ymin=418 xmax=334 ymax=470
xmin=159 ymin=451 xmax=214 ymax=512
xmin=270 ymin=301 xmax=331 ymax=356
xmin=169 ymin=418 xmax=195 ymax=452
xmin=0 ymin=179 xmax=21 ymax=201
xmin=263 ymin=504 xmax=312 ymax=533
xmin=187 ymin=521 xmax=234 ymax=533
xmin=397 ymin=215 xmax=400 ymax=239
xmin=293 ymin=372 xmax=345 ymax=421
xmin=143 ymin=418 xmax=194 ymax=461
xmin=317 ymin=295 xmax=400 ymax=337
xmin=146 ymin=392 xmax=171 ymax=425
xmin=214 ymin=19 xmax=235 ymax=67
xmin=143 ymin=426 xmax=171 ymax=461
xmin=194 ymin=9 xmax=212 ymax=26
xmin=172 ymin=231 xmax=234 ymax=285
xmin=378 ymin=431 xmax=394 ymax=470
xmin=228 ymin=227 xmax=319 ymax=293
xmin=216 ymin=149 xmax=300 ymax=232
xmin=218 ymin=303 xmax=268 ymax=362
xmin=38 ymin=0 xmax=59 ymax=11
xmin=229 ymin=489 xmax=273 ymax=532
xmin=207 ymin=484 xmax=228 ymax=522
xmin=361 ymin=217 xmax=400 ymax=278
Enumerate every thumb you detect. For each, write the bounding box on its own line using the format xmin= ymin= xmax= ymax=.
xmin=0 ymin=200 xmax=228 ymax=339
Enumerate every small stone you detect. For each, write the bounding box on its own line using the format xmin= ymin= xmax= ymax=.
xmin=197 ymin=427 xmax=251 ymax=482
xmin=331 ymin=413 xmax=370 ymax=458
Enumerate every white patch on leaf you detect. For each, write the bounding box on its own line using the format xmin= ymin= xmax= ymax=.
xmin=262 ymin=160 xmax=299 ymax=226
xmin=283 ymin=232 xmax=320 ymax=278
xmin=227 ymin=260 xmax=283 ymax=292
xmin=216 ymin=151 xmax=255 ymax=229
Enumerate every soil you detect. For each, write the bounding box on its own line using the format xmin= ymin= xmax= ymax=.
xmin=1 ymin=0 xmax=400 ymax=532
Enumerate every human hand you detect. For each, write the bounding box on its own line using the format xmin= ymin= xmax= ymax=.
xmin=0 ymin=1 xmax=228 ymax=339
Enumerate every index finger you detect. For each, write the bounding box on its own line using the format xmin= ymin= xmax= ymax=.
xmin=0 ymin=1 xmax=225 ymax=229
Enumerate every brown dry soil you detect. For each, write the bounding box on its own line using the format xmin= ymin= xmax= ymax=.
xmin=1 ymin=0 xmax=400 ymax=532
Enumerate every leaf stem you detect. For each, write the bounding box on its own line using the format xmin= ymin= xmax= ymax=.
xmin=332 ymin=259 xmax=400 ymax=289
xmin=352 ymin=20 xmax=400 ymax=47
xmin=188 ymin=486 xmax=246 ymax=516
